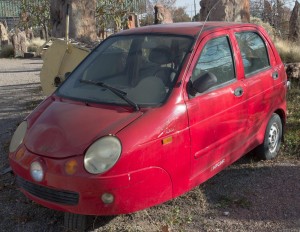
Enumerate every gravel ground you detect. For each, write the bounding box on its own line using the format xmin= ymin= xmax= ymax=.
xmin=0 ymin=58 xmax=299 ymax=232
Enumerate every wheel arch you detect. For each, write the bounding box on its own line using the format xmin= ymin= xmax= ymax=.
xmin=256 ymin=109 xmax=286 ymax=145
xmin=274 ymin=108 xmax=286 ymax=142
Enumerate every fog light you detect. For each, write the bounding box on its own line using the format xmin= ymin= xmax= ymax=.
xmin=101 ymin=193 xmax=114 ymax=204
xmin=30 ymin=161 xmax=44 ymax=182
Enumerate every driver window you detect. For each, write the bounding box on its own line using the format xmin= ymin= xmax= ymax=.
xmin=192 ymin=36 xmax=235 ymax=86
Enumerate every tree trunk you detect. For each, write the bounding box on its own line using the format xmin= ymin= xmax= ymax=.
xmin=50 ymin=0 xmax=97 ymax=43
xmin=200 ymin=0 xmax=250 ymax=23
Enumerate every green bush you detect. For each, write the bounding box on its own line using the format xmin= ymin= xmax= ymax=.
xmin=0 ymin=45 xmax=14 ymax=58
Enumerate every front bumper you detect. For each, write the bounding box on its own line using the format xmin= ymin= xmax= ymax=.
xmin=9 ymin=146 xmax=172 ymax=215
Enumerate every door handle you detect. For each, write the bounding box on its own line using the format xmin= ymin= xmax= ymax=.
xmin=234 ymin=87 xmax=243 ymax=97
xmin=272 ymin=71 xmax=279 ymax=79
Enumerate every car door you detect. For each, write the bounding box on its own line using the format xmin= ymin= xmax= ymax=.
xmin=184 ymin=31 xmax=248 ymax=184
xmin=233 ymin=29 xmax=283 ymax=143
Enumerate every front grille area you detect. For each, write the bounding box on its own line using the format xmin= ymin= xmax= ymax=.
xmin=16 ymin=176 xmax=79 ymax=206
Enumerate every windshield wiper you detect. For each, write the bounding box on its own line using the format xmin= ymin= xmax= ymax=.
xmin=80 ymin=79 xmax=140 ymax=111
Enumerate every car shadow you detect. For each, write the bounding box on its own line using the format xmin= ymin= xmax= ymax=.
xmin=197 ymin=156 xmax=300 ymax=229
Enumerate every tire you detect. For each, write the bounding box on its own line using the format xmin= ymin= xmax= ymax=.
xmin=256 ymin=113 xmax=283 ymax=160
xmin=64 ymin=212 xmax=88 ymax=232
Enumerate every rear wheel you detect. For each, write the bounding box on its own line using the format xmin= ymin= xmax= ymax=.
xmin=256 ymin=113 xmax=282 ymax=160
xmin=64 ymin=212 xmax=89 ymax=232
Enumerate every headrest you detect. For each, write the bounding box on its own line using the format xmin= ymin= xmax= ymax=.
xmin=128 ymin=76 xmax=166 ymax=104
xmin=149 ymin=46 xmax=172 ymax=65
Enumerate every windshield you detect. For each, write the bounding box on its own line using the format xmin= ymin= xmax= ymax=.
xmin=57 ymin=34 xmax=193 ymax=107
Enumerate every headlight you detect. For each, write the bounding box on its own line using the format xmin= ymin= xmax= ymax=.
xmin=9 ymin=121 xmax=28 ymax=153
xmin=84 ymin=136 xmax=122 ymax=174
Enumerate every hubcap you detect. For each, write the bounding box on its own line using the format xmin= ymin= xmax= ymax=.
xmin=268 ymin=123 xmax=279 ymax=153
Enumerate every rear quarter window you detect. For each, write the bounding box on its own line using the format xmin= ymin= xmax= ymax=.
xmin=235 ymin=32 xmax=270 ymax=76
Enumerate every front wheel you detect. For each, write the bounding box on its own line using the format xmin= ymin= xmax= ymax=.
xmin=64 ymin=212 xmax=89 ymax=231
xmin=256 ymin=113 xmax=283 ymax=160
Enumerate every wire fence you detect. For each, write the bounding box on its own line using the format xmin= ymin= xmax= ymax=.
xmin=0 ymin=0 xmax=20 ymax=17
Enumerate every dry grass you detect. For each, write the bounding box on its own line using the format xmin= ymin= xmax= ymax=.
xmin=274 ymin=39 xmax=300 ymax=63
xmin=27 ymin=38 xmax=46 ymax=54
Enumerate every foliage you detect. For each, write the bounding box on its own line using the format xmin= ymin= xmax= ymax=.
xmin=250 ymin=0 xmax=291 ymax=39
xmin=19 ymin=0 xmax=50 ymax=40
xmin=282 ymin=87 xmax=300 ymax=159
xmin=172 ymin=7 xmax=191 ymax=23
xmin=192 ymin=13 xmax=201 ymax=22
xmin=140 ymin=13 xmax=154 ymax=26
xmin=96 ymin=0 xmax=146 ymax=32
xmin=250 ymin=17 xmax=275 ymax=39
xmin=0 ymin=45 xmax=14 ymax=58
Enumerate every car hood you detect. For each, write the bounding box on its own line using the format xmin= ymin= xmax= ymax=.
xmin=25 ymin=100 xmax=143 ymax=158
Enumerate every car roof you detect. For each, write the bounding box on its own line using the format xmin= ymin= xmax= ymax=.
xmin=116 ymin=22 xmax=257 ymax=37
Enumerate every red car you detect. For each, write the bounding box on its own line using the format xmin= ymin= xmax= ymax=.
xmin=9 ymin=22 xmax=287 ymax=230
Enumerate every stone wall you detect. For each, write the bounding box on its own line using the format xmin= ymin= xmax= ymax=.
xmin=200 ymin=0 xmax=250 ymax=23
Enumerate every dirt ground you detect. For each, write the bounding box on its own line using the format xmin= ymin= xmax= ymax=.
xmin=0 ymin=58 xmax=299 ymax=232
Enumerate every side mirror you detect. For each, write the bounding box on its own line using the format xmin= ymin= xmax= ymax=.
xmin=189 ymin=72 xmax=217 ymax=96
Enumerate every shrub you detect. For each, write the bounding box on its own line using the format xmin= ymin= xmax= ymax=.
xmin=250 ymin=17 xmax=275 ymax=40
xmin=0 ymin=45 xmax=14 ymax=58
xmin=27 ymin=38 xmax=46 ymax=54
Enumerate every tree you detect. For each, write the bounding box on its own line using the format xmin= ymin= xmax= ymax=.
xmin=140 ymin=0 xmax=154 ymax=26
xmin=20 ymin=0 xmax=50 ymax=40
xmin=96 ymin=0 xmax=147 ymax=35
xmin=50 ymin=0 xmax=97 ymax=43
xmin=250 ymin=0 xmax=291 ymax=38
xmin=173 ymin=7 xmax=191 ymax=22
xmin=193 ymin=13 xmax=201 ymax=21
xmin=97 ymin=0 xmax=131 ymax=33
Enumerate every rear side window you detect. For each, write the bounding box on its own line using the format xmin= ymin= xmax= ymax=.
xmin=192 ymin=36 xmax=235 ymax=86
xmin=235 ymin=32 xmax=270 ymax=76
